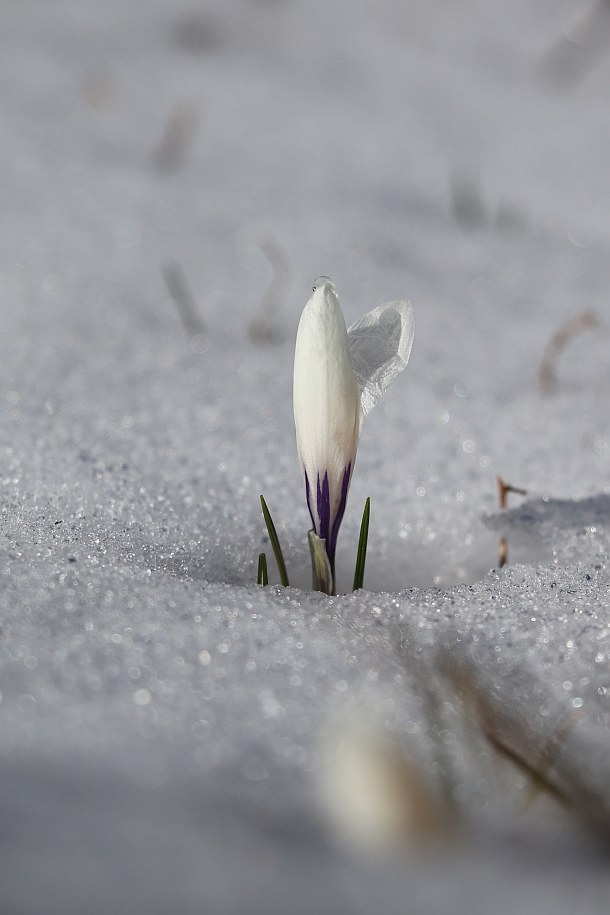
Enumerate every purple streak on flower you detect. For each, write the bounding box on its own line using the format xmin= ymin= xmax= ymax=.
xmin=316 ymin=472 xmax=331 ymax=546
xmin=305 ymin=471 xmax=314 ymax=529
xmin=328 ymin=462 xmax=352 ymax=567
xmin=304 ymin=462 xmax=353 ymax=575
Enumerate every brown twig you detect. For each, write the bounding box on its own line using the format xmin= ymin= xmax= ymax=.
xmin=496 ymin=476 xmax=527 ymax=567
xmin=539 ymin=310 xmax=599 ymax=395
xmin=496 ymin=475 xmax=527 ymax=511
xmin=498 ymin=537 xmax=509 ymax=569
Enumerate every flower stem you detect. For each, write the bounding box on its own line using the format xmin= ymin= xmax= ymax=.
xmin=308 ymin=530 xmax=334 ymax=595
xmin=260 ymin=494 xmax=290 ymax=586
xmin=352 ymin=497 xmax=370 ymax=591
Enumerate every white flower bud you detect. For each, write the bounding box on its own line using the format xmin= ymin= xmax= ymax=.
xmin=293 ymin=280 xmax=360 ymax=588
xmin=293 ymin=278 xmax=414 ymax=593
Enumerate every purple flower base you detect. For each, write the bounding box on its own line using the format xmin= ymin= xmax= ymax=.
xmin=305 ymin=463 xmax=352 ymax=577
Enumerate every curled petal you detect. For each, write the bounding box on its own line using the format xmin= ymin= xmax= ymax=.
xmin=347 ymin=300 xmax=415 ymax=427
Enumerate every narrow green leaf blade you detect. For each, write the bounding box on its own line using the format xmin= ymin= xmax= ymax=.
xmin=257 ymin=552 xmax=268 ymax=586
xmin=353 ymin=497 xmax=371 ymax=591
xmin=260 ymin=494 xmax=289 ymax=586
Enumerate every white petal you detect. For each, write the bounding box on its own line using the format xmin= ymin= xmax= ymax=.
xmin=347 ymin=300 xmax=414 ymax=427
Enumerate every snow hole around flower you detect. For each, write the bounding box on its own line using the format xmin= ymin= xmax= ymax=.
xmin=282 ymin=519 xmax=551 ymax=593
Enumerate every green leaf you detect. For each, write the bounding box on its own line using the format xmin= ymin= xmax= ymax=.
xmin=308 ymin=530 xmax=334 ymax=595
xmin=260 ymin=494 xmax=289 ymax=586
xmin=257 ymin=552 xmax=268 ymax=586
xmin=352 ymin=497 xmax=370 ymax=591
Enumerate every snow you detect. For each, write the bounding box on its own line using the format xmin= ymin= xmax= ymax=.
xmin=1 ymin=0 xmax=610 ymax=911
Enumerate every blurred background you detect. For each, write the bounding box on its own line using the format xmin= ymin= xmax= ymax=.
xmin=4 ymin=0 xmax=610 ymax=574
xmin=5 ymin=0 xmax=610 ymax=336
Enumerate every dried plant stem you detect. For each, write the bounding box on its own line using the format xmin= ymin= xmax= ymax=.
xmin=498 ymin=536 xmax=509 ymax=569
xmin=539 ymin=310 xmax=598 ymax=395
xmin=496 ymin=475 xmax=527 ymax=568
xmin=496 ymin=475 xmax=527 ymax=510
xmin=162 ymin=262 xmax=205 ymax=336
xmin=484 ymin=730 xmax=569 ymax=807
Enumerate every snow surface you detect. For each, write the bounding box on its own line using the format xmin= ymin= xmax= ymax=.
xmin=2 ymin=0 xmax=610 ymax=911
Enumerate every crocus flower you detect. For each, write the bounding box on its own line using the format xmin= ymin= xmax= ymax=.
xmin=293 ymin=278 xmax=414 ymax=594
